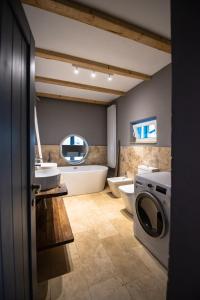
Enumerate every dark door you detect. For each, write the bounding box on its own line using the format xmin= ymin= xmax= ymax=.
xmin=168 ymin=1 xmax=200 ymax=299
xmin=0 ymin=0 xmax=37 ymax=299
xmin=135 ymin=192 xmax=166 ymax=238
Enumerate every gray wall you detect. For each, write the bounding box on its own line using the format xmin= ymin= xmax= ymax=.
xmin=36 ymin=98 xmax=107 ymax=145
xmin=116 ymin=64 xmax=171 ymax=146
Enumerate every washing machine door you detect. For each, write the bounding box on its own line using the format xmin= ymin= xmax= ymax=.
xmin=135 ymin=192 xmax=166 ymax=238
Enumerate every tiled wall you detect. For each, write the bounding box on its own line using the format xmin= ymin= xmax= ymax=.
xmin=35 ymin=145 xmax=171 ymax=177
xmin=35 ymin=145 xmax=107 ymax=166
xmin=119 ymin=145 xmax=171 ymax=180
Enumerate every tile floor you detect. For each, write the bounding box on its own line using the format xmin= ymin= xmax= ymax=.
xmin=38 ymin=189 xmax=167 ymax=300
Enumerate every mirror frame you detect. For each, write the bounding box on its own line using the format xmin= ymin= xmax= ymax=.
xmin=60 ymin=134 xmax=89 ymax=165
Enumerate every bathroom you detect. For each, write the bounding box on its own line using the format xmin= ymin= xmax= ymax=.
xmin=32 ymin=0 xmax=171 ymax=295
xmin=34 ymin=63 xmax=171 ymax=299
xmin=0 ymin=1 xmax=199 ymax=300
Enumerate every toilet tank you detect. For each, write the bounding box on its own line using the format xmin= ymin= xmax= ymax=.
xmin=137 ymin=165 xmax=159 ymax=175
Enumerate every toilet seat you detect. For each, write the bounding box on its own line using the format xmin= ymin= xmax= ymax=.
xmin=119 ymin=184 xmax=134 ymax=194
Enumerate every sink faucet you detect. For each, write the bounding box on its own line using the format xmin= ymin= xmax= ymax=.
xmin=47 ymin=151 xmax=52 ymax=162
xmin=35 ymin=157 xmax=43 ymax=166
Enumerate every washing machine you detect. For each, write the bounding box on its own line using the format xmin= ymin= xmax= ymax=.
xmin=134 ymin=172 xmax=171 ymax=269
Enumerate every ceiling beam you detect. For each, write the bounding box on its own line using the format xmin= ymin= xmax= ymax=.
xmin=22 ymin=0 xmax=171 ymax=53
xmin=35 ymin=76 xmax=125 ymax=96
xmin=36 ymin=92 xmax=111 ymax=105
xmin=35 ymin=48 xmax=151 ymax=81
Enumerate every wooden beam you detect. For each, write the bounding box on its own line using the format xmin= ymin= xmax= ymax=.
xmin=36 ymin=92 xmax=111 ymax=105
xmin=35 ymin=76 xmax=125 ymax=96
xmin=22 ymin=0 xmax=171 ymax=53
xmin=35 ymin=48 xmax=151 ymax=81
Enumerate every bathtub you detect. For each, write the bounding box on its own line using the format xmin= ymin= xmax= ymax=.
xmin=59 ymin=165 xmax=108 ymax=196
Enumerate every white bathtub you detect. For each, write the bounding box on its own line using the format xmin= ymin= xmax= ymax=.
xmin=59 ymin=165 xmax=108 ymax=196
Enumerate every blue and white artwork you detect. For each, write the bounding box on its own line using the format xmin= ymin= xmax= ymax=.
xmin=130 ymin=117 xmax=157 ymax=144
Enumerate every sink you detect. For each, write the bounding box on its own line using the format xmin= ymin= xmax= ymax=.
xmin=34 ymin=168 xmax=61 ymax=191
xmin=35 ymin=162 xmax=58 ymax=169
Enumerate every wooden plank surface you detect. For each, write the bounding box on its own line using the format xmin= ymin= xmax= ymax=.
xmin=35 ymin=183 xmax=68 ymax=201
xmin=35 ymin=48 xmax=151 ymax=80
xmin=37 ymin=92 xmax=111 ymax=105
xmin=35 ymin=76 xmax=125 ymax=96
xmin=36 ymin=197 xmax=74 ymax=251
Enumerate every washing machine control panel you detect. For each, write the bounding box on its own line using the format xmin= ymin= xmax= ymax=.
xmin=135 ymin=180 xmax=170 ymax=199
xmin=156 ymin=185 xmax=167 ymax=195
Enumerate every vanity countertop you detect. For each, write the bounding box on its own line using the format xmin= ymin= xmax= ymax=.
xmin=35 ymin=183 xmax=68 ymax=202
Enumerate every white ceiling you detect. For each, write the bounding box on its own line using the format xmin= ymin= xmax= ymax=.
xmin=23 ymin=1 xmax=171 ymax=103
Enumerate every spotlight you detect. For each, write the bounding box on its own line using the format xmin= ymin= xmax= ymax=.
xmin=91 ymin=71 xmax=96 ymax=78
xmin=73 ymin=66 xmax=79 ymax=74
xmin=107 ymin=74 xmax=113 ymax=81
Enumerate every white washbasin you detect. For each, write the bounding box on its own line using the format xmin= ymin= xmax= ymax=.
xmin=34 ymin=168 xmax=61 ymax=191
xmin=40 ymin=162 xmax=57 ymax=168
xmin=35 ymin=162 xmax=58 ymax=170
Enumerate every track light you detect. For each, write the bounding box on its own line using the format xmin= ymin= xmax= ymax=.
xmin=72 ymin=65 xmax=114 ymax=82
xmin=91 ymin=71 xmax=96 ymax=78
xmin=73 ymin=66 xmax=79 ymax=74
xmin=107 ymin=74 xmax=113 ymax=81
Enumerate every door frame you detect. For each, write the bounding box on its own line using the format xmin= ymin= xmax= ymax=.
xmin=0 ymin=0 xmax=37 ymax=298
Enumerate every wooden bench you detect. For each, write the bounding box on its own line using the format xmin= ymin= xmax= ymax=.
xmin=36 ymin=184 xmax=74 ymax=252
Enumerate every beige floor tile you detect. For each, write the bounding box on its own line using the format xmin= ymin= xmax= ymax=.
xmin=74 ymin=230 xmax=100 ymax=258
xmin=38 ymin=281 xmax=50 ymax=300
xmin=40 ymin=189 xmax=167 ymax=300
xmin=68 ymin=217 xmax=91 ymax=234
xmin=62 ymin=271 xmax=91 ymax=300
xmin=79 ymin=243 xmax=117 ymax=286
xmin=89 ymin=277 xmax=131 ymax=300
xmin=92 ymin=220 xmax=118 ymax=239
xmin=126 ymin=277 xmax=167 ymax=300
xmin=111 ymin=215 xmax=133 ymax=234
xmin=66 ymin=243 xmax=81 ymax=270
xmin=49 ymin=270 xmax=91 ymax=300
xmin=132 ymin=246 xmax=167 ymax=283
xmin=59 ymin=289 xmax=91 ymax=300
xmin=49 ymin=276 xmax=64 ymax=300
xmin=101 ymin=235 xmax=152 ymax=284
xmin=93 ymin=195 xmax=122 ymax=211
xmin=110 ymin=217 xmax=142 ymax=251
xmin=101 ymin=234 xmax=130 ymax=259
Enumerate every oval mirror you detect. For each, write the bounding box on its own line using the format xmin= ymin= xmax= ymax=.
xmin=60 ymin=134 xmax=89 ymax=165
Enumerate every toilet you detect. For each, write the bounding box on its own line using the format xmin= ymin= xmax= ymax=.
xmin=119 ymin=184 xmax=135 ymax=215
xmin=119 ymin=165 xmax=159 ymax=215
xmin=107 ymin=176 xmax=133 ymax=198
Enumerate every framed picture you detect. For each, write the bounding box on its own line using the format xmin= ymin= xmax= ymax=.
xmin=130 ymin=117 xmax=157 ymax=144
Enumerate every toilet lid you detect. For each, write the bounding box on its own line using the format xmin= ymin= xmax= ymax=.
xmin=107 ymin=177 xmax=132 ymax=183
xmin=119 ymin=184 xmax=134 ymax=194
